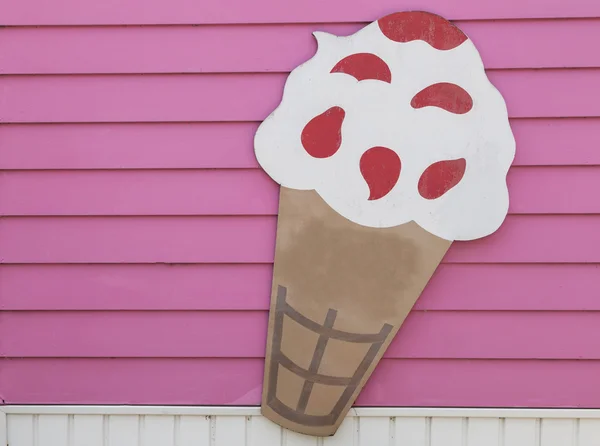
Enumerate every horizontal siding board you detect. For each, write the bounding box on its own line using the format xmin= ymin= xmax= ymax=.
xmin=1 ymin=358 xmax=599 ymax=406
xmin=1 ymin=264 xmax=599 ymax=311
xmin=1 ymin=0 xmax=599 ymax=25
xmin=446 ymin=215 xmax=600 ymax=264
xmin=0 ymin=119 xmax=598 ymax=170
xmin=0 ymin=70 xmax=598 ymax=123
xmin=509 ymin=118 xmax=600 ymax=167
xmin=359 ymin=358 xmax=600 ymax=407
xmin=3 ymin=310 xmax=600 ymax=359
xmin=0 ymin=166 xmax=598 ymax=216
xmin=0 ymin=122 xmax=261 ymax=170
xmin=0 ymin=169 xmax=279 ymax=216
xmin=2 ymin=20 xmax=600 ymax=74
xmin=0 ymin=215 xmax=280 ymax=264
xmin=507 ymin=167 xmax=600 ymax=214
xmin=0 ymin=215 xmax=598 ymax=263
xmin=0 ymin=264 xmax=275 ymax=311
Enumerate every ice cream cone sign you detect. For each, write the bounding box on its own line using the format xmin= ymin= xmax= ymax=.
xmin=254 ymin=11 xmax=516 ymax=437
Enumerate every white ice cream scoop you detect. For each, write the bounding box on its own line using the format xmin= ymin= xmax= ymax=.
xmin=255 ymin=11 xmax=515 ymax=241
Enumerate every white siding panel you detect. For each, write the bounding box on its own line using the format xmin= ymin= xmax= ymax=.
xmin=358 ymin=417 xmax=390 ymax=446
xmin=248 ymin=415 xmax=281 ymax=446
xmin=579 ymin=419 xmax=600 ymax=446
xmin=38 ymin=415 xmax=69 ymax=446
xmin=7 ymin=415 xmax=34 ymax=446
xmin=0 ymin=410 xmax=6 ymax=446
xmin=73 ymin=415 xmax=104 ymax=446
xmin=394 ymin=417 xmax=428 ymax=446
xmin=143 ymin=415 xmax=175 ymax=446
xmin=284 ymin=429 xmax=318 ymax=446
xmin=108 ymin=415 xmax=139 ymax=446
xmin=4 ymin=407 xmax=600 ymax=446
xmin=214 ymin=416 xmax=246 ymax=446
xmin=322 ymin=417 xmax=356 ymax=446
xmin=430 ymin=417 xmax=465 ymax=446
xmin=467 ymin=418 xmax=501 ymax=445
xmin=178 ymin=415 xmax=210 ymax=446
xmin=540 ymin=419 xmax=576 ymax=446
xmin=503 ymin=418 xmax=538 ymax=446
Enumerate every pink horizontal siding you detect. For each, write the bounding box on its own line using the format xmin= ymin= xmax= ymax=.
xmin=2 ymin=358 xmax=600 ymax=407
xmin=3 ymin=310 xmax=600 ymax=359
xmin=2 ymin=20 xmax=600 ymax=74
xmin=2 ymin=264 xmax=600 ymax=311
xmin=1 ymin=0 xmax=598 ymax=25
xmin=1 ymin=215 xmax=600 ymax=264
xmin=2 ymin=119 xmax=600 ymax=170
xmin=1 ymin=2 xmax=599 ymax=409
xmin=1 ymin=70 xmax=600 ymax=123
xmin=0 ymin=167 xmax=598 ymax=216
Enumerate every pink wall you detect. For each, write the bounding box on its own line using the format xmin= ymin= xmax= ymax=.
xmin=1 ymin=0 xmax=600 ymax=407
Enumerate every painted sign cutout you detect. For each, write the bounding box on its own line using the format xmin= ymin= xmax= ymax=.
xmin=254 ymin=11 xmax=515 ymax=437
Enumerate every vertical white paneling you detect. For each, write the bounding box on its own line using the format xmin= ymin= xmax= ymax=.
xmin=358 ymin=417 xmax=390 ymax=446
xmin=38 ymin=415 xmax=68 ymax=446
xmin=504 ymin=418 xmax=537 ymax=446
xmin=108 ymin=415 xmax=139 ymax=446
xmin=73 ymin=415 xmax=104 ymax=446
xmin=394 ymin=417 xmax=428 ymax=446
xmin=8 ymin=409 xmax=600 ymax=446
xmin=323 ymin=416 xmax=355 ymax=446
xmin=467 ymin=418 xmax=500 ymax=445
xmin=142 ymin=416 xmax=175 ymax=446
xmin=248 ymin=416 xmax=282 ymax=446
xmin=283 ymin=429 xmax=318 ymax=446
xmin=178 ymin=415 xmax=210 ymax=446
xmin=541 ymin=419 xmax=575 ymax=446
xmin=6 ymin=415 xmax=37 ymax=446
xmin=7 ymin=415 xmax=34 ymax=446
xmin=579 ymin=419 xmax=600 ymax=446
xmin=214 ymin=416 xmax=246 ymax=446
xmin=430 ymin=417 xmax=464 ymax=446
xmin=0 ymin=411 xmax=7 ymax=446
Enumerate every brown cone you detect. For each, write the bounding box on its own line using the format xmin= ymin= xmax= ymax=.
xmin=261 ymin=187 xmax=451 ymax=436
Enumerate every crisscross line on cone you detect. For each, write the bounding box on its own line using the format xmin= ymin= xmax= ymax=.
xmin=265 ymin=285 xmax=393 ymax=427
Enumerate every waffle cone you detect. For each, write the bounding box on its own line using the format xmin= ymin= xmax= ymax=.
xmin=261 ymin=187 xmax=451 ymax=436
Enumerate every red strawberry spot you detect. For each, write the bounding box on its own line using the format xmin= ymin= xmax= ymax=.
xmin=359 ymin=147 xmax=401 ymax=200
xmin=411 ymin=83 xmax=473 ymax=114
xmin=331 ymin=53 xmax=392 ymax=83
xmin=301 ymin=106 xmax=345 ymax=158
xmin=418 ymin=158 xmax=466 ymax=200
xmin=377 ymin=11 xmax=467 ymax=51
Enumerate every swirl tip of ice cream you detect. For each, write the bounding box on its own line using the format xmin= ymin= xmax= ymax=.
xmin=255 ymin=11 xmax=516 ymax=241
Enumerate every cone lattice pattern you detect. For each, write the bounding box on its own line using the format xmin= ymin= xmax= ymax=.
xmin=265 ymin=285 xmax=393 ymax=427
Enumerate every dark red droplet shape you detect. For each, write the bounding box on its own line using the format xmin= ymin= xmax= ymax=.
xmin=411 ymin=83 xmax=473 ymax=114
xmin=331 ymin=53 xmax=392 ymax=83
xmin=301 ymin=106 xmax=345 ymax=158
xmin=377 ymin=11 xmax=468 ymax=51
xmin=418 ymin=158 xmax=467 ymax=200
xmin=359 ymin=147 xmax=401 ymax=201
